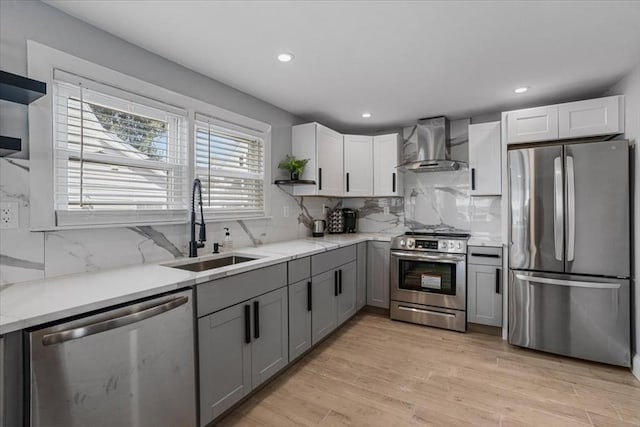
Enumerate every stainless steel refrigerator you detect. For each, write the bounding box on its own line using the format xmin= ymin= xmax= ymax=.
xmin=508 ymin=139 xmax=631 ymax=367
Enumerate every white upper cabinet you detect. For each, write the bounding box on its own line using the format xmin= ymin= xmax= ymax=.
xmin=468 ymin=121 xmax=501 ymax=196
xmin=373 ymin=133 xmax=400 ymax=196
xmin=292 ymin=122 xmax=344 ymax=196
xmin=506 ymin=105 xmax=559 ymax=144
xmin=558 ymin=95 xmax=624 ymax=139
xmin=316 ymin=125 xmax=344 ymax=196
xmin=344 ymin=135 xmax=373 ymax=196
xmin=505 ymin=96 xmax=624 ymax=145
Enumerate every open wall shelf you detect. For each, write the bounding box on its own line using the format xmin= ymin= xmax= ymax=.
xmin=274 ymin=180 xmax=316 ymax=185
xmin=0 ymin=70 xmax=47 ymax=156
xmin=0 ymin=70 xmax=47 ymax=105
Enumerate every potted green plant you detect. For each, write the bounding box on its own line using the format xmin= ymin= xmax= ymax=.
xmin=278 ymin=155 xmax=310 ymax=180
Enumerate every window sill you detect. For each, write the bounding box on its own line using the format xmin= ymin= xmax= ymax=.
xmin=202 ymin=215 xmax=273 ymax=223
xmin=29 ymin=214 xmax=274 ymax=231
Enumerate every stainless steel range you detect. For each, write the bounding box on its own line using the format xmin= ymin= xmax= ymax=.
xmin=390 ymin=232 xmax=469 ymax=332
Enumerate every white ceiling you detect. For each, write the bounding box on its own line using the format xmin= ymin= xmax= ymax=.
xmin=45 ymin=1 xmax=640 ymax=132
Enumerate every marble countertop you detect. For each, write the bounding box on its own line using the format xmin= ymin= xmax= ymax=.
xmin=0 ymin=233 xmax=393 ymax=335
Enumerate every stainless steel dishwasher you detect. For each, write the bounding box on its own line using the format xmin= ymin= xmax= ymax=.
xmin=28 ymin=289 xmax=196 ymax=427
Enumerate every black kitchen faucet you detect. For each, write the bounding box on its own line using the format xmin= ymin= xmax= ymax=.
xmin=189 ymin=178 xmax=206 ymax=257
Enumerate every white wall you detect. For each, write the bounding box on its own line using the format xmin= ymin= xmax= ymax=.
xmin=606 ymin=61 xmax=640 ymax=380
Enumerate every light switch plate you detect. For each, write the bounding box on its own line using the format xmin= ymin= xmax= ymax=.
xmin=0 ymin=202 xmax=19 ymax=229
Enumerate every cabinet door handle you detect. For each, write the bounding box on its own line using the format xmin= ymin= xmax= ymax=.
xmin=334 ymin=270 xmax=338 ymax=296
xmin=339 ymin=269 xmax=343 ymax=294
xmin=471 ymin=168 xmax=476 ymax=191
xmin=244 ymin=304 xmax=251 ymax=344
xmin=318 ymin=168 xmax=322 ymax=190
xmin=346 ymin=172 xmax=350 ymax=192
xmin=470 ymin=253 xmax=500 ymax=258
xmin=495 ymin=268 xmax=501 ymax=294
xmin=392 ymin=173 xmax=396 ymax=193
xmin=307 ymin=281 xmax=312 ymax=311
xmin=253 ymin=300 xmax=260 ymax=339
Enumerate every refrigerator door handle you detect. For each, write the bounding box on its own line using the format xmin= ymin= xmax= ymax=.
xmin=566 ymin=156 xmax=576 ymax=262
xmin=515 ymin=274 xmax=620 ymax=289
xmin=553 ymin=157 xmax=564 ymax=261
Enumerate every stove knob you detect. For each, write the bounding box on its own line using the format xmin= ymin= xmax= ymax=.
xmin=456 ymin=242 xmax=462 ymax=250
xmin=407 ymin=240 xmax=415 ymax=249
xmin=400 ymin=239 xmax=405 ymax=247
xmin=440 ymin=241 xmax=447 ymax=249
xmin=449 ymin=241 xmax=455 ymax=249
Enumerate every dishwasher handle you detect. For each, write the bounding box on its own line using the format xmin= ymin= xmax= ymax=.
xmin=41 ymin=295 xmax=189 ymax=346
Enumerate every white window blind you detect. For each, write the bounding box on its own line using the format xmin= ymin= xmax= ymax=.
xmin=195 ymin=114 xmax=265 ymax=217
xmin=53 ymin=73 xmax=188 ymax=226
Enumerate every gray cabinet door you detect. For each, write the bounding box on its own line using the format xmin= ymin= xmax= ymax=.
xmin=337 ymin=261 xmax=357 ymax=325
xmin=467 ymin=264 xmax=502 ymax=327
xmin=251 ymin=287 xmax=289 ymax=389
xmin=198 ymin=303 xmax=251 ymax=426
xmin=356 ymin=242 xmax=367 ymax=310
xmin=288 ymin=279 xmax=312 ymax=361
xmin=312 ymin=269 xmax=338 ymax=344
xmin=367 ymin=241 xmax=390 ymax=308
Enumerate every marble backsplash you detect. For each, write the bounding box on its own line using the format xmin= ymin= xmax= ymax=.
xmin=0 ymin=155 xmax=501 ymax=286
xmin=0 ymin=158 xmax=339 ymax=285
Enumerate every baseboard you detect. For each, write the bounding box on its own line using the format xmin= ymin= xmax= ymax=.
xmin=468 ymin=323 xmax=502 ymax=336
xmin=633 ymin=353 xmax=640 ymax=382
xmin=362 ymin=305 xmax=390 ymax=316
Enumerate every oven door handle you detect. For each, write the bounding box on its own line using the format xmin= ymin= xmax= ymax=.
xmin=390 ymin=250 xmax=465 ymax=263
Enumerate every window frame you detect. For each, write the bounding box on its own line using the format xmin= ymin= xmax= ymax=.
xmin=28 ymin=41 xmax=271 ymax=231
xmin=194 ymin=113 xmax=269 ymax=220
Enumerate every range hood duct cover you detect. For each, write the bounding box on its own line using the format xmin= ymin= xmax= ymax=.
xmin=398 ymin=116 xmax=467 ymax=172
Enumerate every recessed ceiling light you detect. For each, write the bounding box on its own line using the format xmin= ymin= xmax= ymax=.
xmin=514 ymin=87 xmax=529 ymax=94
xmin=362 ymin=112 xmax=372 ymax=118
xmin=277 ymin=53 xmax=294 ymax=62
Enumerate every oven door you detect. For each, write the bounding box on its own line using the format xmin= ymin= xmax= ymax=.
xmin=390 ymin=250 xmax=466 ymax=310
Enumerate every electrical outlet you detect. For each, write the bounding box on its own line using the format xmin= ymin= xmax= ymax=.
xmin=0 ymin=202 xmax=19 ymax=229
xmin=383 ymin=206 xmax=390 ymax=216
xmin=283 ymin=205 xmax=289 ymax=218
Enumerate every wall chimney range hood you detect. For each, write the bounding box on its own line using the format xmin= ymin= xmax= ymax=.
xmin=398 ymin=116 xmax=467 ymax=172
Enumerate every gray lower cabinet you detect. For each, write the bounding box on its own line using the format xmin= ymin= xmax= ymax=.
xmin=198 ymin=287 xmax=288 ymax=426
xmin=311 ymin=269 xmax=338 ymax=344
xmin=467 ymin=264 xmax=502 ymax=327
xmin=367 ymin=241 xmax=390 ymax=308
xmin=251 ymin=287 xmax=289 ymax=388
xmin=356 ymin=242 xmax=367 ymax=309
xmin=198 ymin=302 xmax=251 ymax=425
xmin=337 ymin=261 xmax=357 ymax=324
xmin=467 ymin=246 xmax=503 ymax=327
xmin=288 ymin=279 xmax=312 ymax=360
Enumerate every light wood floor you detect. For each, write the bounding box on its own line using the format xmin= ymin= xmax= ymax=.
xmin=217 ymin=312 xmax=640 ymax=427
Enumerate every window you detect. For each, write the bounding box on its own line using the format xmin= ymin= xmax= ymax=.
xmin=53 ymin=71 xmax=188 ymax=226
xmin=195 ymin=114 xmax=266 ymax=218
xmin=28 ymin=41 xmax=271 ymax=229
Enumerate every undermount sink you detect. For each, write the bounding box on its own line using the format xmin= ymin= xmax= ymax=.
xmin=171 ymin=255 xmax=258 ymax=272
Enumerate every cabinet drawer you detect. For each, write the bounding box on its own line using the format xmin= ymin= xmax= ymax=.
xmin=197 ymin=263 xmax=287 ymax=317
xmin=288 ymin=257 xmax=311 ymax=284
xmin=311 ymin=245 xmax=356 ymax=275
xmin=468 ymin=246 xmax=503 ymax=266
